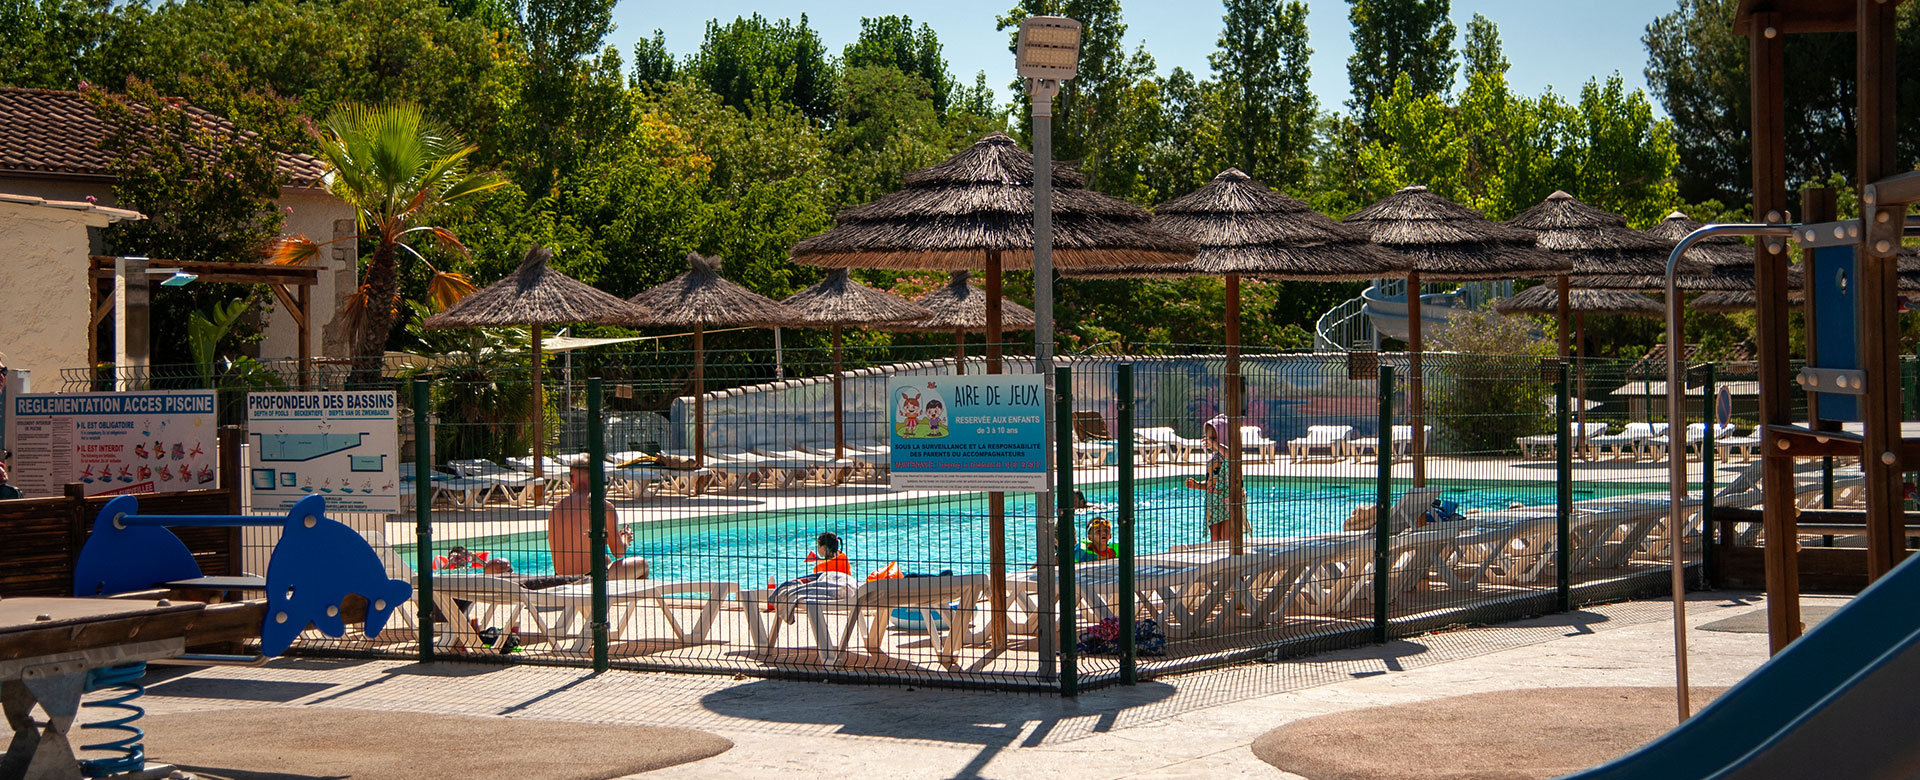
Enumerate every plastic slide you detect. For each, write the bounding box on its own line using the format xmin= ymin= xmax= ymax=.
xmin=1557 ymin=552 xmax=1920 ymax=779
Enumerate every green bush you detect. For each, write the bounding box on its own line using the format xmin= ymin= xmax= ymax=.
xmin=1427 ymin=308 xmax=1556 ymax=453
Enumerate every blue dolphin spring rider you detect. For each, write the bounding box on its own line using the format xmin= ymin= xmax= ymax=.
xmin=64 ymin=493 xmax=411 ymax=777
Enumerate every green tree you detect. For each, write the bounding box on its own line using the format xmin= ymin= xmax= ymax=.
xmin=631 ymin=28 xmax=675 ymax=88
xmin=1210 ymin=0 xmax=1316 ymax=187
xmin=1643 ymin=0 xmax=1920 ymax=204
xmin=271 ymin=103 xmax=507 ymax=364
xmin=843 ymin=15 xmax=953 ymax=113
xmin=1461 ymin=12 xmax=1505 ymax=81
xmin=86 ymin=78 xmax=287 ymax=366
xmin=997 ymin=0 xmax=1137 ymax=178
xmin=1346 ymin=0 xmax=1457 ymax=135
xmin=0 ymin=0 xmax=140 ymax=89
xmin=502 ymin=0 xmax=632 ymax=197
xmin=690 ymin=14 xmax=834 ymax=122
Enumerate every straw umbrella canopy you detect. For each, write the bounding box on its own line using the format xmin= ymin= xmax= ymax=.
xmin=629 ymin=253 xmax=804 ymax=466
xmin=790 ymin=131 xmax=1193 ymax=646
xmin=892 ymin=270 xmax=1038 ymax=370
xmin=1508 ymin=191 xmax=1703 ymax=356
xmin=424 ymin=245 xmax=655 ymax=495
xmin=1496 ymin=285 xmax=1666 ymax=317
xmin=780 ymin=269 xmax=932 ymax=458
xmin=1068 ymin=167 xmax=1406 ymax=552
xmin=1344 ymin=185 xmax=1564 ymax=486
xmin=1574 ymin=210 xmax=1751 ymax=292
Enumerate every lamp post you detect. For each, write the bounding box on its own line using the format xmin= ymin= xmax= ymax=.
xmin=1017 ymin=13 xmax=1081 ymax=684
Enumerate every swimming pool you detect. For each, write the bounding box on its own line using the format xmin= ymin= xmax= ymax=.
xmin=402 ymin=476 xmax=1667 ymax=588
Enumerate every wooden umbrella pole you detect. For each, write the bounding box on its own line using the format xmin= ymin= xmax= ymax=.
xmin=1408 ymin=272 xmax=1425 ymax=488
xmin=532 ymin=323 xmax=545 ymax=504
xmin=955 ymin=330 xmax=966 ymax=376
xmin=1225 ymin=274 xmax=1246 ymax=555
xmin=1577 ymin=311 xmax=1590 ymax=458
xmin=833 ymin=326 xmax=845 ymax=460
xmin=984 ymin=249 xmax=1007 ymax=649
xmin=1556 ymin=275 xmax=1571 ymax=358
xmin=693 ymin=324 xmax=705 ymax=469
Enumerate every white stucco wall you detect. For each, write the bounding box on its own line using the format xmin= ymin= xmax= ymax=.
xmin=260 ymin=187 xmax=358 ymax=361
xmin=0 ymin=200 xmax=120 ymax=384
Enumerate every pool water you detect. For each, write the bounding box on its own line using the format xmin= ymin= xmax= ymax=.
xmin=403 ymin=477 xmax=1664 ymax=589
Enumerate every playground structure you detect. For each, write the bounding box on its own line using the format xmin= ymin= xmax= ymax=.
xmin=2 ymin=494 xmax=409 ymax=779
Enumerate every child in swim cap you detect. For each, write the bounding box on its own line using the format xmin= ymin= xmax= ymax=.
xmin=1077 ymin=517 xmax=1116 ymax=562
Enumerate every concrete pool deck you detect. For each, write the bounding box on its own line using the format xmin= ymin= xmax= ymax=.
xmin=116 ymin=590 xmax=1835 ymax=779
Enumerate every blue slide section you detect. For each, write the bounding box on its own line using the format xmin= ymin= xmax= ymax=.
xmin=1559 ymin=552 xmax=1920 ymax=779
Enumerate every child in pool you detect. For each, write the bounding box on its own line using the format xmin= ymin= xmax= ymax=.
xmin=1076 ymin=517 xmax=1117 ymax=562
xmin=806 ymin=531 xmax=851 ymax=574
xmin=1183 ymin=414 xmax=1238 ymax=542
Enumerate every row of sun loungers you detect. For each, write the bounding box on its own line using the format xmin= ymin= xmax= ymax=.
xmin=1516 ymin=422 xmax=1763 ymax=462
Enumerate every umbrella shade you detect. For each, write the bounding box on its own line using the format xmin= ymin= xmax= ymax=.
xmin=779 ymin=268 xmax=931 ymax=327
xmin=1067 ymin=168 xmax=1405 ymax=280
xmin=1645 ymin=211 xmax=1754 ymax=269
xmin=424 ymin=246 xmax=653 ymax=328
xmin=790 ymin=132 xmax=1198 ymax=272
xmin=1343 ymin=185 xmax=1565 ymax=281
xmin=1495 ymin=285 xmax=1665 ymax=317
xmin=895 ymin=270 xmax=1036 ymax=333
xmin=629 ymin=253 xmax=803 ymax=327
xmin=1690 ymin=290 xmax=1762 ymax=312
xmin=1508 ymin=191 xmax=1709 ymax=279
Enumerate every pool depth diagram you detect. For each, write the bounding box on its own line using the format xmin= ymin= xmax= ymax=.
xmin=246 ymin=391 xmax=399 ymax=513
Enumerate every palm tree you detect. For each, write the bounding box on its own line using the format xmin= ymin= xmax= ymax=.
xmin=268 ymin=102 xmax=505 ymax=372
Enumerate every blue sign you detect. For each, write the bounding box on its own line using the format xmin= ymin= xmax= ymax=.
xmin=888 ymin=374 xmax=1048 ymax=491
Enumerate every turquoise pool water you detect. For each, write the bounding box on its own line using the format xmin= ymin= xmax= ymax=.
xmin=403 ymin=476 xmax=1665 ymax=589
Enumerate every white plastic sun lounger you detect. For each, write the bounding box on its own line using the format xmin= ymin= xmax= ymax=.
xmin=1289 ymin=526 xmax=1461 ymax=615
xmin=1350 ymin=425 xmax=1431 ymax=462
xmin=1238 ymin=425 xmax=1281 ymax=462
xmin=1516 ymin=423 xmax=1610 ymax=459
xmin=1585 ymin=422 xmax=1668 ymax=460
xmin=447 ymin=459 xmax=542 ymax=505
xmin=1714 ymin=429 xmax=1762 ymax=462
xmin=1004 ymin=551 xmax=1257 ymax=639
xmin=1645 ymin=423 xmax=1740 ymax=461
xmin=429 ymin=574 xmax=741 ymax=650
xmin=1286 ymin=425 xmax=1353 ymax=462
xmin=1137 ymin=426 xmax=1207 ymax=463
xmin=739 ymin=575 xmax=988 ymax=666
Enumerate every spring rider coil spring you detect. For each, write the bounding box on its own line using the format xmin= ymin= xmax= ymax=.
xmin=78 ymin=662 xmax=148 ymax=778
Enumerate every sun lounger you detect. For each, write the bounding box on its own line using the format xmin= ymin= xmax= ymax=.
xmin=446 ymin=459 xmax=542 ymax=505
xmin=1072 ymin=433 xmax=1113 ymax=468
xmin=1350 ymin=425 xmax=1431 ymax=462
xmin=1005 ymin=551 xmax=1257 ymax=639
xmin=1138 ymin=426 xmax=1207 ymax=463
xmin=1584 ymin=422 xmax=1668 ymax=460
xmin=749 ymin=447 xmax=855 ymax=485
xmin=399 ymin=463 xmax=494 ymax=509
xmin=739 ymin=574 xmax=988 ymax=665
xmin=1286 ymin=425 xmax=1353 ymax=462
xmin=1646 ymin=423 xmax=1740 ymax=461
xmin=1516 ymin=423 xmax=1609 ymax=459
xmin=794 ymin=443 xmax=889 ymax=481
xmin=1290 ymin=526 xmax=1461 ymax=614
xmin=1240 ymin=425 xmax=1281 ymax=462
xmin=1714 ymin=429 xmax=1762 ymax=462
xmin=429 ymin=574 xmax=741 ymax=651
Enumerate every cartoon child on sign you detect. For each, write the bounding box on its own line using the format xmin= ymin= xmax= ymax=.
xmin=894 ymin=382 xmax=951 ymax=438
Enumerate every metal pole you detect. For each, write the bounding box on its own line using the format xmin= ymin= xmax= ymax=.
xmin=1054 ymin=366 xmax=1076 ymax=696
xmin=1557 ymin=361 xmax=1572 ymax=612
xmin=1373 ymin=365 xmax=1393 ymax=644
xmin=1702 ymin=364 xmax=1717 ymax=589
xmin=773 ymin=327 xmax=784 ymax=380
xmin=1117 ymin=363 xmax=1137 ymax=684
xmin=1031 ymin=80 xmax=1060 ymax=682
xmin=412 ymin=379 xmax=434 ymax=661
xmin=588 ymin=377 xmax=609 ymax=672
xmin=532 ymin=324 xmax=545 ymax=504
xmin=1663 ymin=223 xmax=1794 ymax=722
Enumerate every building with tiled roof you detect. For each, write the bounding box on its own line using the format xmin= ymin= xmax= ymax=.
xmin=0 ymin=87 xmax=330 ymax=187
xmin=0 ymin=86 xmax=357 ymax=365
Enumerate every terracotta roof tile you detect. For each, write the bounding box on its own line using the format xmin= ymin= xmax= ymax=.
xmin=0 ymin=86 xmax=328 ymax=188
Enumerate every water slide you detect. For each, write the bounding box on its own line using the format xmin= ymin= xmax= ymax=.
xmin=1557 ymin=551 xmax=1920 ymax=780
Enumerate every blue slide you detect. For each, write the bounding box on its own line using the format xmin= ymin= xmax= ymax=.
xmin=1559 ymin=552 xmax=1920 ymax=779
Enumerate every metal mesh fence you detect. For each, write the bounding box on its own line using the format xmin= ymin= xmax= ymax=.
xmin=54 ymin=344 xmax=1796 ymax=691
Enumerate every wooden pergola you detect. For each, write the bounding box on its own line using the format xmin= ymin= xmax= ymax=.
xmin=1735 ymin=0 xmax=1913 ymax=652
xmin=87 ymin=256 xmax=321 ymax=386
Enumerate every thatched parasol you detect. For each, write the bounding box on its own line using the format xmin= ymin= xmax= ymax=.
xmin=1496 ymin=285 xmax=1665 ymax=317
xmin=1508 ymin=191 xmax=1702 ymax=357
xmin=1577 ymin=210 xmax=1751 ymax=291
xmin=1345 ymin=185 xmax=1563 ymax=486
xmin=781 ymin=269 xmax=932 ymax=458
xmin=1690 ymin=290 xmax=1762 ymax=312
xmin=424 ymin=245 xmax=654 ymax=497
xmin=790 ymin=132 xmax=1193 ymax=646
xmin=629 ymin=253 xmax=803 ymax=466
xmin=893 ymin=270 xmax=1037 ymax=371
xmin=1070 ymin=168 xmax=1406 ymax=552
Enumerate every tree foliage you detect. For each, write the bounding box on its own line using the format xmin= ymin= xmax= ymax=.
xmin=690 ymin=13 xmax=834 ymax=121
xmin=1346 ymin=0 xmax=1457 ymax=135
xmin=1210 ymin=0 xmax=1317 ymax=187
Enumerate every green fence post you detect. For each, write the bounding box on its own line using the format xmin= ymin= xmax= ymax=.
xmin=1557 ymin=361 xmax=1572 ymax=612
xmin=1701 ymin=364 xmax=1717 ymax=589
xmin=588 ymin=377 xmax=609 ymax=672
xmin=1055 ymin=366 xmax=1077 ymax=697
xmin=1116 ymin=363 xmax=1136 ymax=684
xmin=412 ymin=379 xmax=434 ymax=662
xmin=1373 ymin=365 xmax=1394 ymax=644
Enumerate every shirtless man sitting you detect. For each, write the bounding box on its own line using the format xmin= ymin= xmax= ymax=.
xmin=541 ymin=464 xmax=648 ymax=585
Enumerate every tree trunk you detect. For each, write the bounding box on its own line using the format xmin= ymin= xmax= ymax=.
xmin=351 ymin=241 xmax=401 ymax=386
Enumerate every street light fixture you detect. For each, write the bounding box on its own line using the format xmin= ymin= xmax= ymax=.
xmin=1015 ymin=13 xmax=1081 ymax=686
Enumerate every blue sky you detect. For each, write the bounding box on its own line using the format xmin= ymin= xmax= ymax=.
xmin=608 ymin=1 xmax=1682 ymax=114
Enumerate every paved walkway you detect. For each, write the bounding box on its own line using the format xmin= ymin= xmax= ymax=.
xmin=124 ymin=590 xmax=1840 ymax=779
